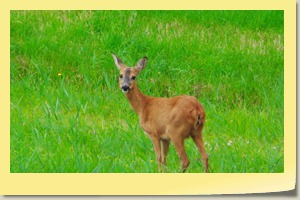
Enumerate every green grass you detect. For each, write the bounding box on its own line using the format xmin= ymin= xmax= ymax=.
xmin=10 ymin=10 xmax=284 ymax=173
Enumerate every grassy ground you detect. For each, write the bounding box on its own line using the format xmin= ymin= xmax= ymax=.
xmin=10 ymin=10 xmax=284 ymax=173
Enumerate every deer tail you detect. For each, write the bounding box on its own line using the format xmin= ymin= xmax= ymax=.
xmin=194 ymin=106 xmax=205 ymax=129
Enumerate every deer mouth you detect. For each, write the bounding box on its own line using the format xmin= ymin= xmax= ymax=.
xmin=121 ymin=85 xmax=130 ymax=93
xmin=122 ymin=89 xmax=129 ymax=93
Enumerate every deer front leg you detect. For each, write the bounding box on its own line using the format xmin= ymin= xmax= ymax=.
xmin=161 ymin=139 xmax=170 ymax=171
xmin=151 ymin=136 xmax=162 ymax=172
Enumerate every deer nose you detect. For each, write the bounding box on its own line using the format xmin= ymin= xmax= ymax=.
xmin=121 ymin=85 xmax=129 ymax=91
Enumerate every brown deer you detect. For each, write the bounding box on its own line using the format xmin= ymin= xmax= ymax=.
xmin=112 ymin=53 xmax=209 ymax=173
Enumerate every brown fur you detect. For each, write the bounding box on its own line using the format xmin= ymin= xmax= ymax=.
xmin=112 ymin=53 xmax=209 ymax=172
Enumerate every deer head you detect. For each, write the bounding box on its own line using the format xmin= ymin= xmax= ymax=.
xmin=112 ymin=53 xmax=147 ymax=94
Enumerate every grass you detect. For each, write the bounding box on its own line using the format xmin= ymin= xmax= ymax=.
xmin=10 ymin=10 xmax=284 ymax=173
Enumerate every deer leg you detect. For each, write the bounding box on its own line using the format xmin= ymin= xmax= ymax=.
xmin=161 ymin=140 xmax=170 ymax=170
xmin=171 ymin=136 xmax=190 ymax=172
xmin=192 ymin=133 xmax=209 ymax=173
xmin=151 ymin=136 xmax=162 ymax=172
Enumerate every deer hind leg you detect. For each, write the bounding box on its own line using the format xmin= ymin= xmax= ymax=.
xmin=169 ymin=133 xmax=190 ymax=172
xmin=161 ymin=139 xmax=170 ymax=171
xmin=192 ymin=130 xmax=209 ymax=173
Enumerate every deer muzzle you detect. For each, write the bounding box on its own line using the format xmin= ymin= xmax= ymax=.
xmin=121 ymin=85 xmax=130 ymax=93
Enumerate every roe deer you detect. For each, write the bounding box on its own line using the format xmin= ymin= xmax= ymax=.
xmin=112 ymin=53 xmax=209 ymax=173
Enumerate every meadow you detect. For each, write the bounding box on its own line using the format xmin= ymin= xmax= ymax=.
xmin=10 ymin=10 xmax=284 ymax=173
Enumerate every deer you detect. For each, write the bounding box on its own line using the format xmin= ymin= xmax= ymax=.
xmin=112 ymin=53 xmax=209 ymax=173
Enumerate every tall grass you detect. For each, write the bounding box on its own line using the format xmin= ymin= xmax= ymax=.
xmin=10 ymin=10 xmax=284 ymax=173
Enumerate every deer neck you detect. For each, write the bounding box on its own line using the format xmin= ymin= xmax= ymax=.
xmin=125 ymin=84 xmax=149 ymax=116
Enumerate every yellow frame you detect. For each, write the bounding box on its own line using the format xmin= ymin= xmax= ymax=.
xmin=0 ymin=0 xmax=295 ymax=195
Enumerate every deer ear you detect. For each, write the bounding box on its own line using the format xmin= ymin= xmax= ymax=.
xmin=112 ymin=53 xmax=125 ymax=70
xmin=136 ymin=56 xmax=148 ymax=72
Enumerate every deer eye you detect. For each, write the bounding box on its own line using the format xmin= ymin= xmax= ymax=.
xmin=119 ymin=74 xmax=123 ymax=79
xmin=131 ymin=76 xmax=136 ymax=80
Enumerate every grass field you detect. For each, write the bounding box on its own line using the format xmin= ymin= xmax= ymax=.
xmin=10 ymin=10 xmax=284 ymax=173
